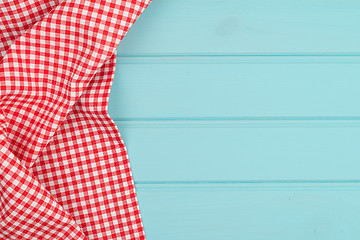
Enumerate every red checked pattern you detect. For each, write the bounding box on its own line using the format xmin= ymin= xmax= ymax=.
xmin=0 ymin=0 xmax=152 ymax=239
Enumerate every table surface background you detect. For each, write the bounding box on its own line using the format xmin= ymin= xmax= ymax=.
xmin=109 ymin=0 xmax=360 ymax=239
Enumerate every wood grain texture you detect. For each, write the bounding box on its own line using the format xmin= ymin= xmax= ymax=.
xmin=117 ymin=0 xmax=360 ymax=55
xmin=115 ymin=121 xmax=360 ymax=182
xmin=135 ymin=183 xmax=360 ymax=240
xmin=109 ymin=60 xmax=360 ymax=119
xmin=109 ymin=0 xmax=360 ymax=239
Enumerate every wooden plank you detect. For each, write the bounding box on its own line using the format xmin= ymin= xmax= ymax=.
xmin=116 ymin=120 xmax=360 ymax=181
xmin=136 ymin=182 xmax=360 ymax=240
xmin=112 ymin=2 xmax=360 ymax=238
xmin=118 ymin=0 xmax=360 ymax=55
xmin=108 ymin=60 xmax=360 ymax=119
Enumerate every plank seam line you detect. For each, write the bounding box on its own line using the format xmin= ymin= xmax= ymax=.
xmin=115 ymin=54 xmax=360 ymax=63
xmin=135 ymin=180 xmax=360 ymax=184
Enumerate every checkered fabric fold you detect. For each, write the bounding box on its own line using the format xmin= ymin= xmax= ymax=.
xmin=0 ymin=0 xmax=152 ymax=239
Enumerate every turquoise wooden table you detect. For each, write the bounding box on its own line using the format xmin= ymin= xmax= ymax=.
xmin=109 ymin=0 xmax=360 ymax=239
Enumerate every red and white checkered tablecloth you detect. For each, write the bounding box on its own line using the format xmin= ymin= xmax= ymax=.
xmin=0 ymin=0 xmax=152 ymax=239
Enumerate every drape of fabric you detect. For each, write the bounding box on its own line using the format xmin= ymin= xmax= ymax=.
xmin=0 ymin=0 xmax=152 ymax=239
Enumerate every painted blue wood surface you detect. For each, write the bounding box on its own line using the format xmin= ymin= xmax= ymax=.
xmin=109 ymin=60 xmax=360 ymax=119
xmin=135 ymin=183 xmax=360 ymax=240
xmin=113 ymin=121 xmax=360 ymax=182
xmin=117 ymin=0 xmax=360 ymax=55
xmin=109 ymin=0 xmax=360 ymax=239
